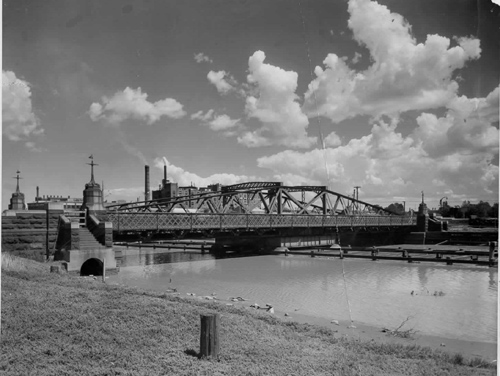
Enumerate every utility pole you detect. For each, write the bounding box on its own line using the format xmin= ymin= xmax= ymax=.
xmin=354 ymin=186 xmax=361 ymax=201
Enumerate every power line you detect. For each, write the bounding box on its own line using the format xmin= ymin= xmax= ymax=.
xmin=297 ymin=0 xmax=330 ymax=189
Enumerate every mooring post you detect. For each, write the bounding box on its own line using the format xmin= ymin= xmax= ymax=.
xmin=50 ymin=265 xmax=60 ymax=273
xmin=200 ymin=313 xmax=220 ymax=358
xmin=446 ymin=257 xmax=453 ymax=265
xmin=489 ymin=241 xmax=496 ymax=267
xmin=339 ymin=249 xmax=344 ymax=259
xmin=102 ymin=258 xmax=106 ymax=283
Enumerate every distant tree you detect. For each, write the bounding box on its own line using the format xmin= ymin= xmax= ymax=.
xmin=488 ymin=203 xmax=499 ymax=218
xmin=385 ymin=203 xmax=405 ymax=215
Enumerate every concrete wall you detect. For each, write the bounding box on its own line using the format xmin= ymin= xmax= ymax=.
xmin=56 ymin=248 xmax=117 ymax=273
xmin=55 ymin=217 xmax=81 ymax=251
xmin=87 ymin=214 xmax=113 ymax=247
xmin=1 ymin=210 xmax=63 ymax=259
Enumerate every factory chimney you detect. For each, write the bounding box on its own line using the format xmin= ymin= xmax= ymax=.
xmin=145 ymin=165 xmax=150 ymax=201
xmin=36 ymin=186 xmax=39 ymax=202
xmin=164 ymin=165 xmax=167 ymax=181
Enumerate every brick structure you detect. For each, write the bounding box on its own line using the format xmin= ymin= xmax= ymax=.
xmin=8 ymin=171 xmax=25 ymax=210
xmin=1 ymin=211 xmax=62 ymax=259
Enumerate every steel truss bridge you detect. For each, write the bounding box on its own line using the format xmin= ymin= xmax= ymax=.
xmin=105 ymin=182 xmax=416 ymax=232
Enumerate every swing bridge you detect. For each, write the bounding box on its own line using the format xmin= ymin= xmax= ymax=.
xmin=103 ymin=182 xmax=415 ymax=233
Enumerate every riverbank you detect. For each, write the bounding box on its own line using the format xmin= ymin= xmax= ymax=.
xmin=168 ymin=289 xmax=497 ymax=361
xmin=1 ymin=254 xmax=495 ymax=375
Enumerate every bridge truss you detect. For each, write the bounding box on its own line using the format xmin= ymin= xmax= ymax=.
xmin=106 ymin=182 xmax=396 ymax=216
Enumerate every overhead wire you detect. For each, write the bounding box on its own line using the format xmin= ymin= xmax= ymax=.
xmin=297 ymin=0 xmax=330 ymax=190
xmin=298 ymin=0 xmax=354 ymax=326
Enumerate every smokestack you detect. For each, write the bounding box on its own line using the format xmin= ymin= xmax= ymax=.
xmin=164 ymin=165 xmax=167 ymax=181
xmin=145 ymin=165 xmax=150 ymax=201
xmin=36 ymin=186 xmax=39 ymax=201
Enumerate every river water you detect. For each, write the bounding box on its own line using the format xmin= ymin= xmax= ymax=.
xmin=109 ymin=248 xmax=498 ymax=343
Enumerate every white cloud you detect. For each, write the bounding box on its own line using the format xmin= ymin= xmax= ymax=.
xmin=323 ymin=131 xmax=342 ymax=148
xmin=24 ymin=141 xmax=44 ymax=152
xmin=352 ymin=52 xmax=362 ymax=64
xmin=89 ymin=87 xmax=186 ymax=126
xmin=208 ymin=114 xmax=241 ymax=132
xmin=303 ymin=0 xmax=481 ymax=123
xmin=2 ymin=70 xmax=44 ymax=143
xmin=153 ymin=157 xmax=255 ymax=187
xmin=240 ymin=51 xmax=316 ymax=148
xmin=207 ymin=70 xmax=236 ymax=95
xmin=191 ymin=109 xmax=215 ymax=121
xmin=257 ymin=86 xmax=499 ymax=203
xmin=413 ymin=87 xmax=499 ymax=158
xmin=194 ymin=52 xmax=213 ymax=64
xmin=191 ymin=109 xmax=242 ymax=136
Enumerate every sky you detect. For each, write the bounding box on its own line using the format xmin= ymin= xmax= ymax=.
xmin=2 ymin=0 xmax=499 ymax=211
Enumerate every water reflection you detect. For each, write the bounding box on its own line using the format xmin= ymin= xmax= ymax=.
xmin=109 ymin=248 xmax=498 ymax=343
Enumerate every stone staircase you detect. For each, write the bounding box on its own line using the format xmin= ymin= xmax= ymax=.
xmin=64 ymin=210 xmax=86 ymax=227
xmin=78 ymin=227 xmax=106 ymax=250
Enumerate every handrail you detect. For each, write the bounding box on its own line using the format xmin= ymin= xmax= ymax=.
xmin=107 ymin=212 xmax=417 ymax=231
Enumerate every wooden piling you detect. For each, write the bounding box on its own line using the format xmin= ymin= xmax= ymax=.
xmin=50 ymin=265 xmax=60 ymax=273
xmin=489 ymin=242 xmax=496 ymax=266
xmin=102 ymin=258 xmax=106 ymax=283
xmin=446 ymin=257 xmax=453 ymax=265
xmin=200 ymin=314 xmax=220 ymax=358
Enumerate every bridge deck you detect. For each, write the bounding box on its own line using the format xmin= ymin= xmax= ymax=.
xmin=107 ymin=212 xmax=416 ymax=232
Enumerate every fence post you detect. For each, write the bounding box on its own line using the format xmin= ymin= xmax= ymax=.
xmin=489 ymin=241 xmax=496 ymax=267
xmin=200 ymin=314 xmax=220 ymax=358
xmin=102 ymin=258 xmax=106 ymax=283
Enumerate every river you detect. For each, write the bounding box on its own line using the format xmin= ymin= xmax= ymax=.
xmin=108 ymin=247 xmax=498 ymax=343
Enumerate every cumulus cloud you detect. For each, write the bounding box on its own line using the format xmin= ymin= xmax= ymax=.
xmin=413 ymin=87 xmax=499 ymax=158
xmin=352 ymin=52 xmax=362 ymax=64
xmin=208 ymin=115 xmax=241 ymax=132
xmin=207 ymin=70 xmax=238 ymax=95
xmin=153 ymin=157 xmax=255 ymax=187
xmin=303 ymin=0 xmax=481 ymax=123
xmin=323 ymin=131 xmax=342 ymax=148
xmin=240 ymin=51 xmax=316 ymax=148
xmin=2 ymin=70 xmax=44 ymax=144
xmin=191 ymin=109 xmax=242 ymax=136
xmin=89 ymin=87 xmax=186 ymax=125
xmin=194 ymin=52 xmax=213 ymax=64
xmin=191 ymin=109 xmax=215 ymax=122
xmin=257 ymin=88 xmax=499 ymax=203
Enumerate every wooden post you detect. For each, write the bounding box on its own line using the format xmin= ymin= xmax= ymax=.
xmin=50 ymin=265 xmax=60 ymax=273
xmin=102 ymin=258 xmax=106 ymax=283
xmin=200 ymin=314 xmax=220 ymax=358
xmin=46 ymin=209 xmax=50 ymax=261
xmin=489 ymin=241 xmax=496 ymax=266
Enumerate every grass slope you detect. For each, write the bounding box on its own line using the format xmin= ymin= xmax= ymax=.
xmin=0 ymin=254 xmax=495 ymax=376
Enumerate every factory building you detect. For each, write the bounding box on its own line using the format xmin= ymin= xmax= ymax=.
xmin=152 ymin=164 xmax=178 ymax=201
xmin=27 ymin=186 xmax=84 ymax=211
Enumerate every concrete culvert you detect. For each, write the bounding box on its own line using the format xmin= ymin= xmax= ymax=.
xmin=80 ymin=258 xmax=103 ymax=276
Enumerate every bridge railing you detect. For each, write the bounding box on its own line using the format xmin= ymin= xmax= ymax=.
xmin=107 ymin=212 xmax=417 ymax=232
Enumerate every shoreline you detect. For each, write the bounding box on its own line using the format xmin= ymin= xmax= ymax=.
xmin=178 ymin=292 xmax=498 ymax=361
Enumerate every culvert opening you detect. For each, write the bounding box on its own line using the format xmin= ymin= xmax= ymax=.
xmin=80 ymin=258 xmax=104 ymax=276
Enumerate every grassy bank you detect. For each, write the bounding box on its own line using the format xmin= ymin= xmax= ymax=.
xmin=1 ymin=254 xmax=495 ymax=376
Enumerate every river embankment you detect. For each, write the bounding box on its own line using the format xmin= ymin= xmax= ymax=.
xmin=0 ymin=254 xmax=495 ymax=375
